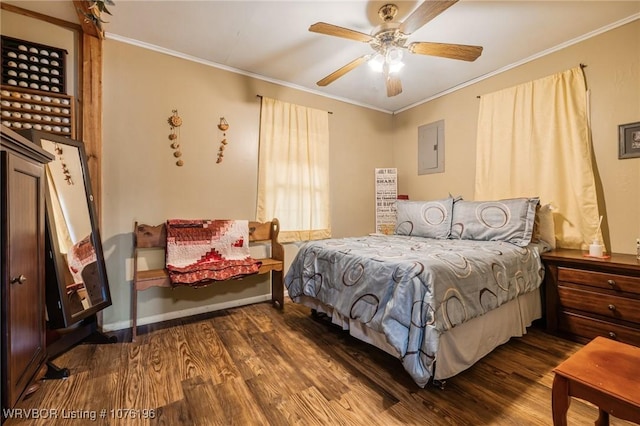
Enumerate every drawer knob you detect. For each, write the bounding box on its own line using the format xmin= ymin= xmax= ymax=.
xmin=608 ymin=331 xmax=617 ymax=339
xmin=607 ymin=279 xmax=616 ymax=287
xmin=10 ymin=274 xmax=26 ymax=285
xmin=608 ymin=304 xmax=616 ymax=311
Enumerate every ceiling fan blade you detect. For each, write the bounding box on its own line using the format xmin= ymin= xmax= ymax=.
xmin=317 ymin=55 xmax=369 ymax=86
xmin=386 ymin=74 xmax=403 ymax=97
xmin=383 ymin=63 xmax=403 ymax=97
xmin=399 ymin=0 xmax=458 ymax=35
xmin=309 ymin=22 xmax=374 ymax=43
xmin=408 ymin=42 xmax=483 ymax=61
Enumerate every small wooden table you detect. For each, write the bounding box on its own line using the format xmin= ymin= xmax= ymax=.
xmin=552 ymin=336 xmax=640 ymax=425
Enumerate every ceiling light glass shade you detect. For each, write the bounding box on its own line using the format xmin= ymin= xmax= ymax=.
xmin=368 ymin=48 xmax=405 ymax=73
xmin=387 ymin=48 xmax=404 ymax=74
xmin=368 ymin=53 xmax=385 ymax=73
xmin=386 ymin=47 xmax=403 ymax=65
xmin=389 ymin=61 xmax=405 ymax=74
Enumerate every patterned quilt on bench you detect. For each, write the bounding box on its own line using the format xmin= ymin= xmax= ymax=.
xmin=166 ymin=219 xmax=261 ymax=287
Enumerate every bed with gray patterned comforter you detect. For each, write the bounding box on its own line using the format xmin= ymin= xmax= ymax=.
xmin=284 ymin=234 xmax=546 ymax=387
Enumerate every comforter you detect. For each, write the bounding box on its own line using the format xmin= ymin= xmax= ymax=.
xmin=284 ymin=235 xmax=545 ymax=386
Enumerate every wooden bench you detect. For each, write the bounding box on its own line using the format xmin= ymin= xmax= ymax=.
xmin=132 ymin=218 xmax=284 ymax=341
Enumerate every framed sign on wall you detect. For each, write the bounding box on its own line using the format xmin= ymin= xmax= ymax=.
xmin=375 ymin=168 xmax=397 ymax=235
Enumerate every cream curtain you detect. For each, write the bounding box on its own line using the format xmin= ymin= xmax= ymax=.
xmin=475 ymin=67 xmax=601 ymax=249
xmin=257 ymin=97 xmax=331 ymax=242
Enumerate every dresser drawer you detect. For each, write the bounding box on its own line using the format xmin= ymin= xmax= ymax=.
xmin=557 ymin=285 xmax=640 ymax=324
xmin=559 ymin=311 xmax=640 ymax=347
xmin=557 ymin=267 xmax=640 ymax=295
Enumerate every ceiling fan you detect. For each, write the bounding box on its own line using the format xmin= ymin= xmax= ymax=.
xmin=309 ymin=0 xmax=483 ymax=97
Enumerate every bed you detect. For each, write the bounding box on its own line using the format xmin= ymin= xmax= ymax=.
xmin=284 ymin=196 xmax=553 ymax=387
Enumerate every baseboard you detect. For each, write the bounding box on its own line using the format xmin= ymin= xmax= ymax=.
xmin=101 ymin=294 xmax=273 ymax=332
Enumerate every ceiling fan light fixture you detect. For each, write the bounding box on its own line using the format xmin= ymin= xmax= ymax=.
xmin=386 ymin=47 xmax=404 ymax=73
xmin=386 ymin=47 xmax=403 ymax=64
xmin=389 ymin=61 xmax=404 ymax=74
xmin=368 ymin=53 xmax=385 ymax=73
xmin=369 ymin=47 xmax=405 ymax=74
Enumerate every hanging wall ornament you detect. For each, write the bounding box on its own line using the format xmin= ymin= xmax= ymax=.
xmin=167 ymin=109 xmax=184 ymax=166
xmin=216 ymin=117 xmax=229 ymax=164
xmin=54 ymin=142 xmax=74 ymax=185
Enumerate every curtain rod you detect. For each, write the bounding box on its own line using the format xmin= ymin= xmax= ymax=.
xmin=256 ymin=94 xmax=333 ymax=114
xmin=476 ymin=64 xmax=588 ymax=99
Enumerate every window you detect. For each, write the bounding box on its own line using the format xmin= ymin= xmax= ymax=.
xmin=256 ymin=97 xmax=330 ymax=242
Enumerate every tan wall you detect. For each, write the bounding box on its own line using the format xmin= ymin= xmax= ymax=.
xmin=393 ymin=20 xmax=640 ymax=255
xmin=101 ymin=40 xmax=394 ymax=329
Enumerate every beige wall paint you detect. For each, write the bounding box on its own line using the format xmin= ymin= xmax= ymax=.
xmin=101 ymin=40 xmax=394 ymax=329
xmin=393 ymin=20 xmax=640 ymax=255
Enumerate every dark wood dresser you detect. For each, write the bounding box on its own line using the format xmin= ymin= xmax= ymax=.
xmin=542 ymin=248 xmax=640 ymax=346
xmin=1 ymin=125 xmax=54 ymax=409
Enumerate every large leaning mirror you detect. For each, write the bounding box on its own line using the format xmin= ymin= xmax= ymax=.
xmin=20 ymin=130 xmax=111 ymax=328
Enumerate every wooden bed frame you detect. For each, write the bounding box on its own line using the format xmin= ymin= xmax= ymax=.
xmin=131 ymin=219 xmax=284 ymax=341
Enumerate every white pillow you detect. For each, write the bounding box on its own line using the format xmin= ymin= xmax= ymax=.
xmin=537 ymin=203 xmax=556 ymax=249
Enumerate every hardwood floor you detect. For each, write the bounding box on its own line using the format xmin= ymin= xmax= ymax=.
xmin=4 ymin=301 xmax=634 ymax=425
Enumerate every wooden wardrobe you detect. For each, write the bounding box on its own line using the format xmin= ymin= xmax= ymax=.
xmin=1 ymin=125 xmax=54 ymax=409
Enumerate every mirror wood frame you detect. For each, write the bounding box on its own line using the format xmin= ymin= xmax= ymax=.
xmin=20 ymin=129 xmax=111 ymax=328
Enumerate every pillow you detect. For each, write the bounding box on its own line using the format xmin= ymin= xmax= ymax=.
xmin=536 ymin=203 xmax=556 ymax=249
xmin=531 ymin=203 xmax=542 ymax=243
xmin=395 ymin=197 xmax=454 ymax=239
xmin=450 ymin=197 xmax=539 ymax=246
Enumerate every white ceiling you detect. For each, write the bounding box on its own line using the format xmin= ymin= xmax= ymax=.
xmin=7 ymin=1 xmax=640 ymax=113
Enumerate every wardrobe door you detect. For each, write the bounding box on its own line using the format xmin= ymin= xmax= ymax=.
xmin=1 ymin=149 xmax=47 ymax=409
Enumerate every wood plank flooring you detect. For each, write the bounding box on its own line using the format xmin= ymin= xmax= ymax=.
xmin=4 ymin=301 xmax=635 ymax=425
